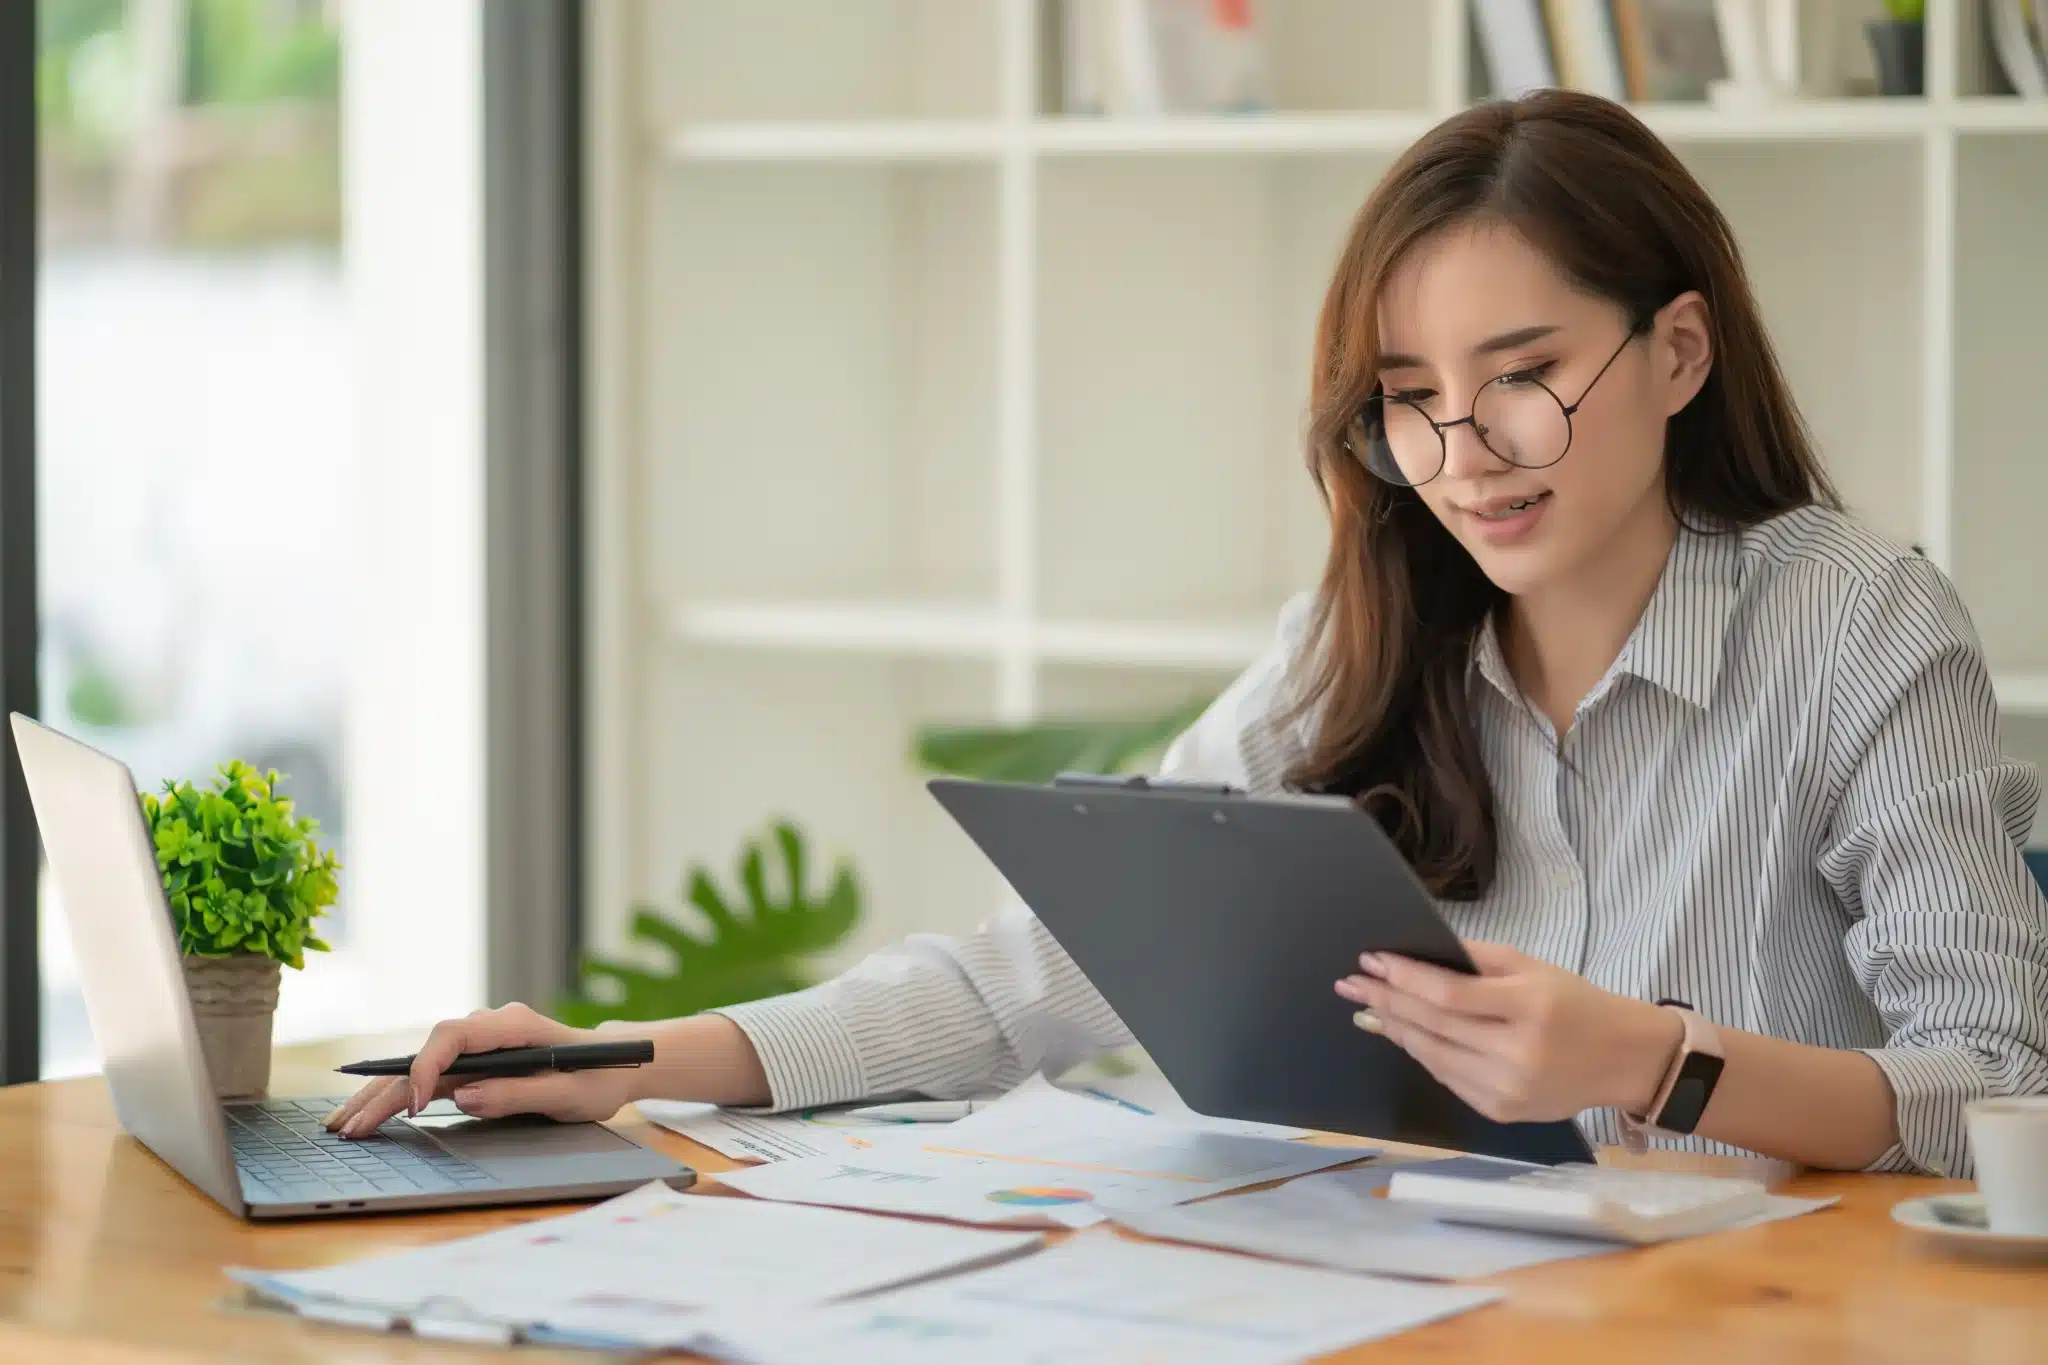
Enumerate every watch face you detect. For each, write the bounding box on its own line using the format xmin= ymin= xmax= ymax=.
xmin=1659 ymin=1052 xmax=1725 ymax=1133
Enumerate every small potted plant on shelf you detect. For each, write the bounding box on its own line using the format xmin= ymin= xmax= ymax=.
xmin=143 ymin=761 xmax=339 ymax=1100
xmin=1866 ymin=0 xmax=1924 ymax=97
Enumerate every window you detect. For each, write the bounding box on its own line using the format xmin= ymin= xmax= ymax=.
xmin=36 ymin=0 xmax=484 ymax=1076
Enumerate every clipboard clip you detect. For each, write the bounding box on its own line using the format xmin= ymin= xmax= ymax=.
xmin=1052 ymin=771 xmax=1242 ymax=795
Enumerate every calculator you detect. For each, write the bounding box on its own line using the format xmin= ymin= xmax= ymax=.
xmin=1386 ymin=1163 xmax=1769 ymax=1244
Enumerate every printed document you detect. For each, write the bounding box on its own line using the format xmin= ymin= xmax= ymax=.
xmin=1059 ymin=1070 xmax=1309 ymax=1140
xmin=1107 ymin=1158 xmax=1840 ymax=1280
xmin=715 ymin=1077 xmax=1370 ymax=1227
xmin=636 ymin=1098 xmax=930 ymax=1163
xmin=227 ymin=1182 xmax=1040 ymax=1350
xmin=640 ymin=1070 xmax=1307 ymax=1165
xmin=693 ymin=1232 xmax=1499 ymax=1365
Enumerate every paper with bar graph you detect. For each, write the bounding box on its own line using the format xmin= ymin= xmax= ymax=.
xmin=714 ymin=1077 xmax=1370 ymax=1227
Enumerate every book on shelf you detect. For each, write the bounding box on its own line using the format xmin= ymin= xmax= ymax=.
xmin=1473 ymin=0 xmax=1726 ymax=105
xmin=1055 ymin=0 xmax=1269 ymax=117
xmin=1610 ymin=0 xmax=1655 ymax=99
xmin=1473 ymin=0 xmax=1558 ymax=97
xmin=1544 ymin=0 xmax=1629 ymax=98
xmin=1706 ymin=0 xmax=1803 ymax=100
xmin=2035 ymin=0 xmax=2048 ymax=86
xmin=1611 ymin=0 xmax=1727 ymax=101
xmin=1990 ymin=0 xmax=2039 ymax=97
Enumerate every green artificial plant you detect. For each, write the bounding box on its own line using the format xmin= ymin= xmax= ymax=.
xmin=142 ymin=761 xmax=338 ymax=969
xmin=555 ymin=821 xmax=861 ymax=1027
xmin=914 ymin=692 xmax=1218 ymax=785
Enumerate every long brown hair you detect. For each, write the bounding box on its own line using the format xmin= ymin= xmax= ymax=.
xmin=1288 ymin=89 xmax=1837 ymax=899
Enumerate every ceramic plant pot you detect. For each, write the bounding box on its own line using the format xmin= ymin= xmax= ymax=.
xmin=182 ymin=953 xmax=281 ymax=1100
xmin=1865 ymin=20 xmax=1924 ymax=97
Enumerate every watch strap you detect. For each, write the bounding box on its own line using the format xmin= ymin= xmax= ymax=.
xmin=1620 ymin=1000 xmax=1724 ymax=1151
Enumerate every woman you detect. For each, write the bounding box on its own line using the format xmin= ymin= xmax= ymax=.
xmin=332 ymin=90 xmax=2048 ymax=1177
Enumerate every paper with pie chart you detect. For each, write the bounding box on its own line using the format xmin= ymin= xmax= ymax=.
xmin=715 ymin=1078 xmax=1372 ymax=1228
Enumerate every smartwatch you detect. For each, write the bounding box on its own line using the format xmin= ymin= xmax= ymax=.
xmin=1619 ymin=999 xmax=1725 ymax=1154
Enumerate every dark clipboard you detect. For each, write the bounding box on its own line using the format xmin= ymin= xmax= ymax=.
xmin=927 ymin=773 xmax=1594 ymax=1165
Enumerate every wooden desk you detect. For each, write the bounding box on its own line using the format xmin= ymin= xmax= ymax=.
xmin=1 ymin=1041 xmax=2043 ymax=1364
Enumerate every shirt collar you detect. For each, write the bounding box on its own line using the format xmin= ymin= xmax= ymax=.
xmin=1470 ymin=610 xmax=1518 ymax=703
xmin=1466 ymin=521 xmax=1744 ymax=712
xmin=1612 ymin=522 xmax=1743 ymax=710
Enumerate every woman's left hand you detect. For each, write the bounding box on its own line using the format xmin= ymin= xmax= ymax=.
xmin=1334 ymin=940 xmax=1681 ymax=1124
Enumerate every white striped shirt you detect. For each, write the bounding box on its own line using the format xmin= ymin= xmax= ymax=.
xmin=716 ymin=506 xmax=2048 ymax=1177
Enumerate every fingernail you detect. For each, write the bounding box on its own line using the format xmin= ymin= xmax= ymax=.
xmin=1353 ymin=1010 xmax=1385 ymax=1035
xmin=323 ymin=1107 xmax=345 ymax=1128
xmin=412 ymin=1084 xmax=426 ymax=1115
xmin=340 ymin=1116 xmax=361 ymax=1139
xmin=453 ymin=1085 xmax=480 ymax=1106
xmin=1359 ymin=953 xmax=1385 ymax=975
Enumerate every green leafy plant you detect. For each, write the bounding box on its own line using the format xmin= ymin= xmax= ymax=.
xmin=914 ymin=693 xmax=1218 ymax=785
xmin=141 ymin=761 xmax=338 ymax=968
xmin=1882 ymin=0 xmax=1924 ymax=22
xmin=554 ymin=821 xmax=861 ymax=1027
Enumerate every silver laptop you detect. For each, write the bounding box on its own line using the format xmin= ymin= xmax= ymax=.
xmin=11 ymin=713 xmax=694 ymax=1219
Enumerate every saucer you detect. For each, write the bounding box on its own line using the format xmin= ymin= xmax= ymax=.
xmin=1891 ymin=1194 xmax=2048 ymax=1262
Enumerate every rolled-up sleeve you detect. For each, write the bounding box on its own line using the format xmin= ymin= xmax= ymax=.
xmin=1819 ymin=556 xmax=2048 ymax=1176
xmin=713 ymin=594 xmax=1317 ymax=1112
xmin=711 ymin=908 xmax=1136 ymax=1112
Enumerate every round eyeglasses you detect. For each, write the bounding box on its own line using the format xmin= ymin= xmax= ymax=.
xmin=1346 ymin=324 xmax=1647 ymax=488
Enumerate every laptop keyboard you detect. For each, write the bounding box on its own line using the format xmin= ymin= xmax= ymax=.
xmin=226 ymin=1097 xmax=497 ymax=1204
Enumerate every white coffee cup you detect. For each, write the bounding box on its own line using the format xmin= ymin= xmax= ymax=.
xmin=1966 ymin=1096 xmax=2048 ymax=1235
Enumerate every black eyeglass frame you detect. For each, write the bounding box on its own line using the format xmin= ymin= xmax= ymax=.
xmin=1350 ymin=316 xmax=1654 ymax=488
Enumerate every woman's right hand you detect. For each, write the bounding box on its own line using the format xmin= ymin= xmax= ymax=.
xmin=323 ymin=1002 xmax=640 ymax=1138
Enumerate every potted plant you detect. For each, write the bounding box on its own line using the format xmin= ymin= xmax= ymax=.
xmin=143 ymin=761 xmax=339 ymax=1099
xmin=1866 ymin=0 xmax=1924 ymax=97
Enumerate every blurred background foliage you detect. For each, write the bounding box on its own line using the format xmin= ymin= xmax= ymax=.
xmin=39 ymin=0 xmax=342 ymax=248
xmin=913 ymin=695 xmax=1215 ymax=785
xmin=554 ymin=698 xmax=1219 ymax=1025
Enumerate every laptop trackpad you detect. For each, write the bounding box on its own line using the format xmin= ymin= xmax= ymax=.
xmin=404 ymin=1110 xmax=637 ymax=1161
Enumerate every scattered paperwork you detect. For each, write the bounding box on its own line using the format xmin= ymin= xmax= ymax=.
xmin=639 ymin=1069 xmax=1308 ymax=1165
xmin=223 ymin=1169 xmax=1498 ymax=1361
xmin=636 ymin=1097 xmax=932 ymax=1163
xmin=715 ymin=1076 xmax=1370 ymax=1228
xmin=1107 ymin=1157 xmax=1841 ymax=1280
xmin=694 ymin=1232 xmax=1500 ymax=1365
xmin=227 ymin=1182 xmax=1041 ymax=1350
xmin=1059 ymin=1069 xmax=1309 ymax=1141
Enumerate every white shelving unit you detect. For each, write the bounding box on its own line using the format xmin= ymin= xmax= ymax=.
xmin=585 ymin=0 xmax=2048 ymax=964
xmin=670 ymin=99 xmax=2048 ymax=164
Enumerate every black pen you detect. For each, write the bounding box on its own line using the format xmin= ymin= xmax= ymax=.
xmin=337 ymin=1040 xmax=655 ymax=1078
